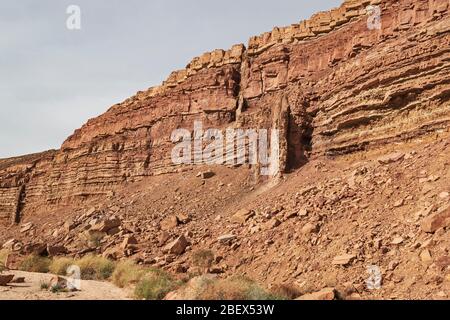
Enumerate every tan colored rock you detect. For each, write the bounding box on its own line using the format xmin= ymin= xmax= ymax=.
xmin=217 ymin=234 xmax=237 ymax=243
xmin=420 ymin=249 xmax=432 ymax=263
xmin=91 ymin=218 xmax=121 ymax=233
xmin=231 ymin=209 xmax=255 ymax=224
xmin=160 ymin=216 xmax=179 ymax=231
xmin=121 ymin=235 xmax=138 ymax=249
xmin=377 ymin=152 xmax=405 ymax=165
xmin=296 ymin=288 xmax=336 ymax=300
xmin=332 ymin=254 xmax=356 ymax=266
xmin=46 ymin=244 xmax=68 ymax=256
xmin=20 ymin=222 xmax=34 ymax=233
xmin=301 ymin=222 xmax=320 ymax=235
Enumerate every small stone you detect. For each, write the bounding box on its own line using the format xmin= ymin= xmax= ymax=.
xmin=266 ymin=219 xmax=281 ymax=229
xmin=393 ymin=199 xmax=404 ymax=208
xmin=387 ymin=261 xmax=399 ymax=271
xmin=47 ymin=244 xmax=68 ymax=257
xmin=435 ymin=256 xmax=450 ymax=268
xmin=217 ymin=234 xmax=237 ymax=244
xmin=296 ymin=288 xmax=335 ymax=300
xmin=158 ymin=231 xmax=171 ymax=246
xmin=10 ymin=277 xmax=25 ymax=284
xmin=332 ymin=254 xmax=356 ymax=266
xmin=176 ymin=213 xmax=191 ymax=224
xmin=121 ymin=235 xmax=138 ymax=250
xmin=439 ymin=192 xmax=449 ymax=199
xmin=231 ymin=209 xmax=255 ymax=224
xmin=160 ymin=216 xmax=179 ymax=231
xmin=20 ymin=222 xmax=34 ymax=233
xmin=377 ymin=152 xmax=405 ymax=165
xmin=64 ymin=221 xmax=77 ymax=233
xmin=298 ymin=209 xmax=309 ymax=217
xmin=200 ymin=171 xmax=215 ymax=179
xmin=391 ymin=237 xmax=404 ymax=245
xmin=420 ymin=249 xmax=433 ymax=263
xmin=301 ymin=222 xmax=320 ymax=235
xmin=91 ymin=218 xmax=121 ymax=233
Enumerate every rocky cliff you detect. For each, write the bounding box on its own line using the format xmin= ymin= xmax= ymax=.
xmin=0 ymin=0 xmax=449 ymax=228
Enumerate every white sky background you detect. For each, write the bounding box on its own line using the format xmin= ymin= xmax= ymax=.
xmin=0 ymin=0 xmax=341 ymax=158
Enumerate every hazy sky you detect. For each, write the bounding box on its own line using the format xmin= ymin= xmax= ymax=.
xmin=0 ymin=0 xmax=341 ymax=158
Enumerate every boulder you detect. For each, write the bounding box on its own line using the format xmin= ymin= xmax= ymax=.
xmin=46 ymin=244 xmax=68 ymax=257
xmin=20 ymin=222 xmax=34 ymax=233
xmin=421 ymin=207 xmax=450 ymax=233
xmin=0 ymin=274 xmax=14 ymax=286
xmin=377 ymin=152 xmax=405 ymax=165
xmin=121 ymin=235 xmax=138 ymax=249
xmin=231 ymin=209 xmax=255 ymax=224
xmin=2 ymin=239 xmax=23 ymax=252
xmin=164 ymin=236 xmax=188 ymax=255
xmin=91 ymin=218 xmax=121 ymax=233
xmin=332 ymin=254 xmax=356 ymax=266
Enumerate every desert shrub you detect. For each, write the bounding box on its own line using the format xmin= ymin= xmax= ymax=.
xmin=0 ymin=249 xmax=8 ymax=265
xmin=49 ymin=257 xmax=75 ymax=275
xmin=19 ymin=255 xmax=51 ymax=273
xmin=134 ymin=269 xmax=175 ymax=300
xmin=269 ymin=283 xmax=302 ymax=300
xmin=40 ymin=280 xmax=50 ymax=290
xmin=50 ymin=283 xmax=68 ymax=293
xmin=198 ymin=276 xmax=281 ymax=300
xmin=75 ymin=255 xmax=115 ymax=280
xmin=111 ymin=260 xmax=150 ymax=288
xmin=192 ymin=250 xmax=215 ymax=270
xmin=87 ymin=231 xmax=105 ymax=248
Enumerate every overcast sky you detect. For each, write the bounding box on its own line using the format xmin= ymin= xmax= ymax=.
xmin=0 ymin=0 xmax=341 ymax=158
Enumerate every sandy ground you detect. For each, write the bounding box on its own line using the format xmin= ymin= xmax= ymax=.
xmin=0 ymin=271 xmax=131 ymax=300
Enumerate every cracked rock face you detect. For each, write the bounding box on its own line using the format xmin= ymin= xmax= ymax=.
xmin=0 ymin=2 xmax=449 ymax=294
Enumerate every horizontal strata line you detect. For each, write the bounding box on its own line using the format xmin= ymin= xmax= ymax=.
xmin=315 ymin=115 xmax=450 ymax=155
xmin=317 ymin=102 xmax=450 ymax=142
xmin=318 ymin=67 xmax=450 ymax=122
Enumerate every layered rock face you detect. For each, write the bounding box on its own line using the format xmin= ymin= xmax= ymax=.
xmin=0 ymin=0 xmax=449 ymax=225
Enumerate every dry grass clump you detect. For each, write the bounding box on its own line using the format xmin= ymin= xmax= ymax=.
xmin=0 ymin=249 xmax=8 ymax=271
xmin=192 ymin=249 xmax=215 ymax=271
xmin=74 ymin=255 xmax=115 ymax=280
xmin=134 ymin=269 xmax=176 ymax=300
xmin=19 ymin=255 xmax=51 ymax=273
xmin=197 ymin=276 xmax=282 ymax=300
xmin=49 ymin=257 xmax=75 ymax=275
xmin=111 ymin=260 xmax=151 ymax=288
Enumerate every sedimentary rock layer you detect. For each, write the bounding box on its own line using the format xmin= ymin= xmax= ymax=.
xmin=0 ymin=0 xmax=449 ymax=225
